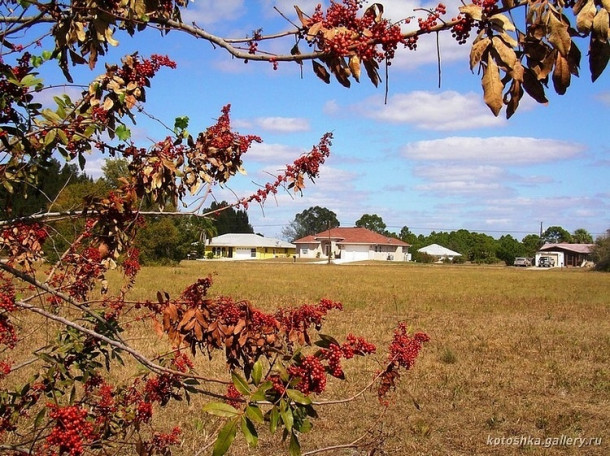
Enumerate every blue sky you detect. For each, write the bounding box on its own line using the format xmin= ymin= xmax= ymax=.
xmin=31 ymin=0 xmax=610 ymax=239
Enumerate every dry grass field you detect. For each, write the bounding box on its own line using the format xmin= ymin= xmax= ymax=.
xmin=7 ymin=260 xmax=610 ymax=455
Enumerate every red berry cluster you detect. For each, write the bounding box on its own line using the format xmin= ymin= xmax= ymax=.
xmin=0 ymin=360 xmax=11 ymax=380
xmin=171 ymin=351 xmax=194 ymax=373
xmin=473 ymin=0 xmax=499 ymax=15
xmin=377 ymin=323 xmax=429 ymax=403
xmin=0 ymin=53 xmax=32 ymax=124
xmin=180 ymin=276 xmax=213 ymax=307
xmin=149 ymin=427 xmax=182 ymax=453
xmin=144 ymin=373 xmax=179 ymax=406
xmin=288 ymin=355 xmax=327 ymax=394
xmin=117 ymin=54 xmax=176 ymax=88
xmin=418 ymin=3 xmax=447 ymax=32
xmin=0 ymin=315 xmax=18 ymax=348
xmin=268 ymin=373 xmax=286 ymax=395
xmin=308 ymin=0 xmax=407 ymax=63
xmin=276 ymin=298 xmax=343 ymax=338
xmin=224 ymin=384 xmax=243 ymax=408
xmin=451 ymin=14 xmax=475 ymax=45
xmin=121 ymin=247 xmax=140 ymax=281
xmin=322 ymin=335 xmax=376 ymax=378
xmin=44 ymin=404 xmax=96 ymax=456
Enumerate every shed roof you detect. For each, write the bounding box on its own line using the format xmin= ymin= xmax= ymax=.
xmin=293 ymin=227 xmax=409 ymax=247
xmin=539 ymin=243 xmax=595 ymax=254
xmin=207 ymin=233 xmax=294 ymax=249
xmin=417 ymin=244 xmax=462 ymax=257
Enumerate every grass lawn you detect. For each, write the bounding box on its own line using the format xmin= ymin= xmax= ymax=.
xmin=124 ymin=261 xmax=610 ymax=455
xmin=6 ymin=260 xmax=610 ymax=455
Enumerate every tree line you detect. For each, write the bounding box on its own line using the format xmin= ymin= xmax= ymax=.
xmin=1 ymin=159 xmax=254 ymax=264
xmin=282 ymin=206 xmax=608 ymax=268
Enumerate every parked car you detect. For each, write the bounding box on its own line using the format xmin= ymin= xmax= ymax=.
xmin=513 ymin=257 xmax=531 ymax=267
xmin=539 ymin=256 xmax=555 ymax=268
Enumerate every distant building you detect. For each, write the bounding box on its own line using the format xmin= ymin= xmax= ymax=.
xmin=535 ymin=243 xmax=595 ymax=268
xmin=205 ymin=233 xmax=295 ymax=260
xmin=417 ymin=244 xmax=462 ymax=262
xmin=293 ymin=227 xmax=409 ymax=262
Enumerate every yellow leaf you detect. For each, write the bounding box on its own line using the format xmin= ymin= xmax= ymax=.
xmin=482 ymin=54 xmax=504 ymax=116
xmin=102 ymin=97 xmax=114 ymax=111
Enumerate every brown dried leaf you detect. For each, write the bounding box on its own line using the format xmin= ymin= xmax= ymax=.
xmin=552 ymin=53 xmax=571 ymax=95
xmin=363 ymin=59 xmax=380 ymax=87
xmin=470 ymin=37 xmax=491 ymax=71
xmin=522 ymin=68 xmax=549 ymax=104
xmin=364 ymin=3 xmax=384 ymax=23
xmin=459 ymin=5 xmax=483 ymax=21
xmin=489 ymin=13 xmax=516 ymax=32
xmin=349 ymin=54 xmax=361 ymax=82
xmin=312 ymin=60 xmax=331 ymax=84
xmin=307 ymin=21 xmax=323 ymax=42
xmin=593 ymin=9 xmax=609 ymax=40
xmin=589 ymin=36 xmax=610 ymax=82
xmin=548 ymin=11 xmax=571 ymax=57
xmin=482 ymin=54 xmax=504 ymax=116
xmin=504 ymin=78 xmax=523 ymax=119
xmin=567 ymin=41 xmax=582 ymax=76
xmin=294 ymin=5 xmax=310 ymax=27
xmin=576 ymin=0 xmax=596 ymax=33
xmin=492 ymin=36 xmax=517 ymax=68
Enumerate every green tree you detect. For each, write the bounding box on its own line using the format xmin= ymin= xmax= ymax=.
xmin=542 ymin=226 xmax=573 ymax=244
xmin=207 ymin=201 xmax=253 ymax=235
xmin=591 ymin=229 xmax=610 ymax=272
xmin=101 ymin=158 xmax=130 ymax=189
xmin=399 ymin=226 xmax=418 ymax=245
xmin=355 ymin=213 xmax=387 ymax=234
xmin=0 ymin=159 xmax=90 ymax=218
xmin=496 ymin=234 xmax=525 ymax=266
xmin=572 ymin=228 xmax=594 ymax=244
xmin=522 ymin=234 xmax=542 ymax=256
xmin=282 ymin=206 xmax=340 ymax=241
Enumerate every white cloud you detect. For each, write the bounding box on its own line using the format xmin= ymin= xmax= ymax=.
xmin=360 ymin=91 xmax=504 ymax=130
xmin=253 ymin=117 xmax=310 ymax=132
xmin=596 ymin=91 xmax=610 ymax=106
xmin=414 ymin=164 xmax=507 ymax=182
xmin=181 ymin=0 xmax=245 ymax=25
xmin=246 ymin=142 xmax=304 ymax=162
xmin=402 ymin=137 xmax=586 ymax=164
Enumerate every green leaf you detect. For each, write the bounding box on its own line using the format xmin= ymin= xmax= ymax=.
xmin=314 ymin=333 xmax=340 ymax=349
xmin=245 ymin=405 xmax=264 ymax=424
xmin=20 ymin=74 xmax=43 ymax=87
xmin=286 ymin=389 xmax=312 ymax=405
xmin=281 ymin=406 xmax=294 ymax=432
xmin=296 ymin=418 xmax=313 ymax=434
xmin=289 ymin=431 xmax=301 ymax=456
xmin=115 ymin=124 xmax=131 ymax=141
xmin=78 ymin=152 xmax=86 ymax=170
xmin=251 ymin=381 xmax=272 ymax=402
xmin=269 ymin=406 xmax=280 ymax=434
xmin=34 ymin=407 xmax=46 ymax=430
xmin=202 ymin=402 xmax=240 ymax=417
xmin=174 ymin=115 xmax=189 ymax=131
xmin=241 ymin=416 xmax=258 ymax=447
xmin=252 ymin=360 xmax=263 ymax=386
xmin=212 ymin=418 xmax=238 ymax=456
xmin=231 ymin=371 xmax=250 ymax=396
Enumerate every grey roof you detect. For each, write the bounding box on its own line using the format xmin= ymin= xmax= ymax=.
xmin=207 ymin=233 xmax=294 ymax=249
xmin=417 ymin=243 xmax=462 ymax=257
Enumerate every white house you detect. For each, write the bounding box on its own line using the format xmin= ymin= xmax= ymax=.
xmin=417 ymin=244 xmax=462 ymax=262
xmin=292 ymin=227 xmax=410 ymax=262
xmin=205 ymin=233 xmax=296 ymax=260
